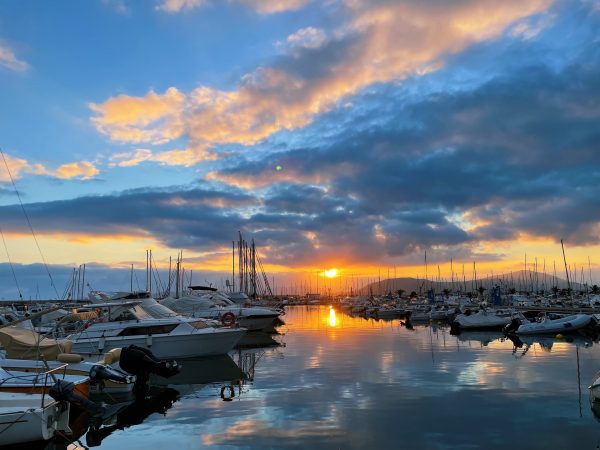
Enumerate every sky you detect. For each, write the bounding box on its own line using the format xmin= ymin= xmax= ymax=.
xmin=0 ymin=0 xmax=600 ymax=298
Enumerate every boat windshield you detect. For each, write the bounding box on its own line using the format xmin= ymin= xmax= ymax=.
xmin=112 ymin=305 xmax=153 ymax=321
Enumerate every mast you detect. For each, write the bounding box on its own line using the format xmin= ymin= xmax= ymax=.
xmin=232 ymin=240 xmax=236 ymax=292
xmin=561 ymin=239 xmax=572 ymax=298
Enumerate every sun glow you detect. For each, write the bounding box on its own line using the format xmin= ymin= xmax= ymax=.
xmin=323 ymin=268 xmax=338 ymax=278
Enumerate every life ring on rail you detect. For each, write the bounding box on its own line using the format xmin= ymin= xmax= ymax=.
xmin=221 ymin=312 xmax=236 ymax=327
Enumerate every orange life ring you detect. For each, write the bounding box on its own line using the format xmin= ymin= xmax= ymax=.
xmin=221 ymin=312 xmax=236 ymax=327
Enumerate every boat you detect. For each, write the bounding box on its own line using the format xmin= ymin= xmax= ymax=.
xmin=65 ymin=301 xmax=246 ymax=359
xmin=0 ymin=350 xmax=136 ymax=396
xmin=160 ymin=288 xmax=282 ymax=331
xmin=0 ymin=392 xmax=71 ymax=446
xmin=514 ymin=314 xmax=592 ymax=335
xmin=452 ymin=308 xmax=524 ymax=331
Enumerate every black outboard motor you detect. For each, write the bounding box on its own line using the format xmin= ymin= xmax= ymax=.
xmin=119 ymin=345 xmax=180 ymax=394
xmin=49 ymin=379 xmax=105 ymax=416
xmin=504 ymin=317 xmax=522 ymax=335
xmin=449 ymin=321 xmax=461 ymax=335
xmin=89 ymin=364 xmax=136 ymax=392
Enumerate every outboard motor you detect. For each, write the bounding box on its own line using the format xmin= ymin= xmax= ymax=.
xmin=504 ymin=317 xmax=522 ymax=335
xmin=119 ymin=345 xmax=180 ymax=394
xmin=49 ymin=379 xmax=105 ymax=416
xmin=89 ymin=364 xmax=136 ymax=392
xmin=449 ymin=321 xmax=461 ymax=335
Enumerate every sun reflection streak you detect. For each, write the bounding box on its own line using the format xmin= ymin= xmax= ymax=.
xmin=329 ymin=306 xmax=338 ymax=327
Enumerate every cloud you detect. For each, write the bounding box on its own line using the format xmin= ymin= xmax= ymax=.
xmin=0 ymin=152 xmax=99 ymax=182
xmin=280 ymin=27 xmax=327 ymax=50
xmin=0 ymin=43 xmax=28 ymax=72
xmin=156 ymin=0 xmax=205 ymax=13
xmin=92 ymin=0 xmax=552 ymax=157
xmin=240 ymin=0 xmax=312 ymax=15
xmin=89 ymin=87 xmax=185 ymax=145
xmin=52 ymin=162 xmax=100 ymax=180
xmin=109 ymin=145 xmax=215 ymax=168
xmin=155 ymin=0 xmax=310 ymax=14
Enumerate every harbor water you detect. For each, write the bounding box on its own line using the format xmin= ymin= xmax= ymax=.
xmin=59 ymin=306 xmax=600 ymax=449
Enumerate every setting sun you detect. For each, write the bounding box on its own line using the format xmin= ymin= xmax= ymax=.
xmin=323 ymin=268 xmax=338 ymax=278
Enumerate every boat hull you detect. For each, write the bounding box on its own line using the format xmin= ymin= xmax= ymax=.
xmin=0 ymin=394 xmax=71 ymax=445
xmin=71 ymin=328 xmax=246 ymax=359
xmin=516 ymin=314 xmax=592 ymax=335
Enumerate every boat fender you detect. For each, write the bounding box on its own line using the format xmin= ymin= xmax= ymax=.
xmin=57 ymin=353 xmax=84 ymax=363
xmin=221 ymin=312 xmax=236 ymax=327
xmin=146 ymin=334 xmax=153 ymax=347
xmin=98 ymin=335 xmax=105 ymax=352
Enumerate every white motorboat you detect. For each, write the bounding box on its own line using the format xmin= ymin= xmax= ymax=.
xmin=161 ymin=290 xmax=282 ymax=331
xmin=515 ymin=314 xmax=592 ymax=335
xmin=0 ymin=392 xmax=71 ymax=446
xmin=66 ymin=301 xmax=246 ymax=359
xmin=0 ymin=350 xmax=136 ymax=395
xmin=453 ymin=308 xmax=524 ymax=330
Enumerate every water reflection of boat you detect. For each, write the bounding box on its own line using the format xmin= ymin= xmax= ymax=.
xmin=235 ymin=331 xmax=282 ymax=349
xmin=149 ymin=354 xmax=246 ymax=387
xmin=454 ymin=331 xmax=505 ymax=346
xmin=508 ymin=334 xmax=593 ymax=351
xmin=85 ymin=387 xmax=179 ymax=447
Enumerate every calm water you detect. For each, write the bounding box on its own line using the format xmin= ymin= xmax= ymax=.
xmin=60 ymin=306 xmax=600 ymax=449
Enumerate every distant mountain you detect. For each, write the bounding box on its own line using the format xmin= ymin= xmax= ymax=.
xmin=356 ymin=270 xmax=589 ymax=296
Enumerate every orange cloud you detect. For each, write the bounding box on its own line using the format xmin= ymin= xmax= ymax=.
xmin=155 ymin=0 xmax=310 ymax=14
xmin=53 ymin=161 xmax=99 ymax=180
xmin=0 ymin=152 xmax=98 ymax=181
xmin=109 ymin=145 xmax=215 ymax=168
xmin=92 ymin=0 xmax=552 ymax=162
xmin=90 ymin=87 xmax=185 ymax=144
xmin=240 ymin=0 xmax=311 ymax=15
xmin=0 ymin=43 xmax=28 ymax=72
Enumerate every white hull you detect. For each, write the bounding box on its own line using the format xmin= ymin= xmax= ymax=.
xmin=454 ymin=309 xmax=522 ymax=330
xmin=0 ymin=394 xmax=71 ymax=445
xmin=71 ymin=328 xmax=246 ymax=359
xmin=455 ymin=315 xmax=512 ymax=329
xmin=517 ymin=314 xmax=591 ymax=335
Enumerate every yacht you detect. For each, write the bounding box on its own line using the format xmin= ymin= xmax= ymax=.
xmin=65 ymin=300 xmax=246 ymax=359
xmin=161 ymin=287 xmax=282 ymax=331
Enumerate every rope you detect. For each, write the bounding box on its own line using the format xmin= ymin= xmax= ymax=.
xmin=0 ymin=149 xmax=60 ymax=299
xmin=0 ymin=224 xmax=22 ymax=299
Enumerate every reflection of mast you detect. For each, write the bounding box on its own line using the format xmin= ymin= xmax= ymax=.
xmin=576 ymin=346 xmax=582 ymax=418
xmin=237 ymin=351 xmax=257 ymax=381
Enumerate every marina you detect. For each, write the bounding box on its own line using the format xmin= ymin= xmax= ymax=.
xmin=2 ymin=305 xmax=600 ymax=449
xmin=2 ymin=1 xmax=600 ymax=449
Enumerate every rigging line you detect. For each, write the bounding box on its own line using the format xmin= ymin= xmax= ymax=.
xmin=0 ymin=225 xmax=22 ymax=299
xmin=0 ymin=149 xmax=60 ymax=299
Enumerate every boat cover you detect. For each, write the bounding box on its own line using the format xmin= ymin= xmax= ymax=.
xmin=0 ymin=327 xmax=73 ymax=359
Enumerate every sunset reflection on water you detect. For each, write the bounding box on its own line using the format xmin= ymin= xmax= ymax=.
xmin=87 ymin=306 xmax=600 ymax=450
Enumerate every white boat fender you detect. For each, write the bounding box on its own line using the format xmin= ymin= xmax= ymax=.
xmin=146 ymin=334 xmax=153 ymax=347
xmin=98 ymin=334 xmax=105 ymax=352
